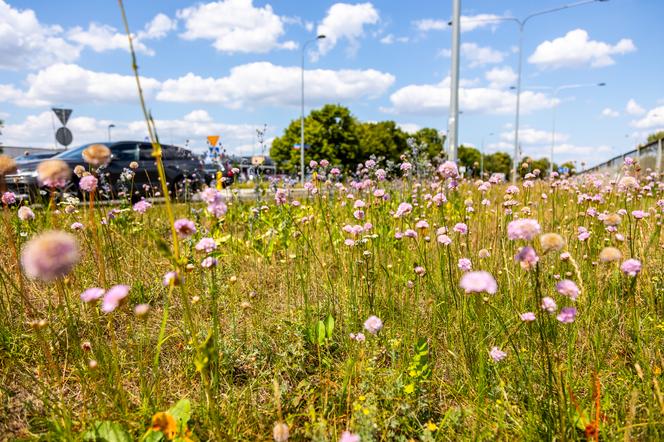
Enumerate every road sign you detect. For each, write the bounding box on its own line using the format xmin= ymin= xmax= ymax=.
xmin=52 ymin=108 xmax=72 ymax=126
xmin=207 ymin=135 xmax=219 ymax=147
xmin=251 ymin=155 xmax=265 ymax=165
xmin=56 ymin=127 xmax=73 ymax=146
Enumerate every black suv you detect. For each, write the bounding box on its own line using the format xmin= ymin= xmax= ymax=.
xmin=7 ymin=141 xmax=204 ymax=200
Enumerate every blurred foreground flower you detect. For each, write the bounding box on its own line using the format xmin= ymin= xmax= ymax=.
xmin=620 ymin=259 xmax=642 ymax=276
xmin=21 ymin=231 xmax=79 ymax=281
xmin=364 ymin=315 xmax=383 ymax=334
xmin=490 ymin=346 xmax=507 ymax=362
xmin=459 ymin=271 xmax=497 ymax=294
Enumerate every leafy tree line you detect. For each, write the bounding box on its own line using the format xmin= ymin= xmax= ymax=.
xmin=270 ymin=105 xmax=444 ymax=173
xmin=270 ymin=104 xmax=568 ymax=178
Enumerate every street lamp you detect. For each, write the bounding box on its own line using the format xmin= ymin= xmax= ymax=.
xmin=540 ymin=82 xmax=605 ymax=174
xmin=107 ymin=124 xmax=115 ymax=142
xmin=300 ymin=34 xmax=326 ymax=184
xmin=450 ymin=0 xmax=609 ymax=183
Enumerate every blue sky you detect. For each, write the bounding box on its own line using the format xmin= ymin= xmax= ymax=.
xmin=1 ymin=0 xmax=662 ymax=167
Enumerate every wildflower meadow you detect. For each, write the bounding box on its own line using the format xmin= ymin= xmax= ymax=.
xmin=1 ymin=149 xmax=664 ymax=441
xmin=1 ymin=3 xmax=663 ymax=440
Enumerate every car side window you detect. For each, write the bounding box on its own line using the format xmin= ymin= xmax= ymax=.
xmin=139 ymin=143 xmax=154 ymax=160
xmin=111 ymin=143 xmax=139 ymax=161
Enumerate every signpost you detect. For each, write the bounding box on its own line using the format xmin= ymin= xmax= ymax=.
xmin=52 ymin=108 xmax=73 ymax=147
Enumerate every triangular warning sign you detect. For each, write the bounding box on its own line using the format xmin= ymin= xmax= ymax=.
xmin=52 ymin=108 xmax=72 ymax=126
xmin=207 ymin=135 xmax=220 ymax=147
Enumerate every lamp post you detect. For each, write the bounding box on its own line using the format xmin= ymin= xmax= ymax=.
xmin=448 ymin=0 xmax=461 ymax=162
xmin=300 ymin=34 xmax=326 ymax=185
xmin=450 ymin=0 xmax=609 ymax=183
xmin=107 ymin=124 xmax=115 ymax=142
xmin=545 ymin=82 xmax=605 ymax=174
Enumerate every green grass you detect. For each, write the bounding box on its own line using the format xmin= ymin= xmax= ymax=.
xmin=1 ymin=173 xmax=664 ymax=441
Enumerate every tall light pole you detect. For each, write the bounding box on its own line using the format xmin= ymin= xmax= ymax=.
xmin=453 ymin=1 xmax=608 ymax=182
xmin=448 ymin=0 xmax=461 ymax=162
xmin=509 ymin=1 xmax=608 ymax=183
xmin=532 ymin=82 xmax=605 ymax=174
xmin=107 ymin=124 xmax=115 ymax=142
xmin=300 ymin=34 xmax=326 ymax=184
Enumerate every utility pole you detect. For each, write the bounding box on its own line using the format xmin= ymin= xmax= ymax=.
xmin=448 ymin=0 xmax=461 ymax=162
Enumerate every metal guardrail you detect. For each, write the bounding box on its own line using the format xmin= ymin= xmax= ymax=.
xmin=582 ymin=138 xmax=663 ymax=176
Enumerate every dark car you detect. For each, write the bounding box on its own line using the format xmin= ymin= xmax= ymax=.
xmin=6 ymin=141 xmax=204 ymax=200
xmin=13 ymin=151 xmax=60 ymax=162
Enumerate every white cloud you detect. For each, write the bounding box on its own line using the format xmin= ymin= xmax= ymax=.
xmin=414 ymin=14 xmax=503 ymax=33
xmin=499 ymin=127 xmax=568 ymax=145
xmin=1 ymin=110 xmax=268 ymax=155
xmin=489 ymin=130 xmax=612 ymax=165
xmin=459 ymin=14 xmax=503 ymax=32
xmin=413 ymin=19 xmax=446 ymax=32
xmin=440 ymin=43 xmax=504 ymax=67
xmin=631 ymin=106 xmax=664 ymax=129
xmin=158 ymin=62 xmax=395 ymax=108
xmin=379 ymin=34 xmax=409 ymax=45
xmin=3 ymin=63 xmax=160 ymax=106
xmin=529 ymin=29 xmax=636 ymax=69
xmin=139 ymin=13 xmax=177 ymax=40
xmin=384 ymin=77 xmax=558 ymax=116
xmin=67 ymin=23 xmax=153 ymax=55
xmin=601 ymin=107 xmax=619 ymax=118
xmin=0 ymin=1 xmax=80 ymax=70
xmin=460 ymin=43 xmax=504 ymax=67
xmin=485 ymin=66 xmax=516 ymax=89
xmin=2 ymin=62 xmax=393 ymax=109
xmin=625 ymin=99 xmax=645 ymax=116
xmin=176 ymin=0 xmax=296 ymax=53
xmin=67 ymin=13 xmax=176 ymax=56
xmin=314 ymin=2 xmax=379 ymax=58
xmin=397 ymin=123 xmax=421 ymax=134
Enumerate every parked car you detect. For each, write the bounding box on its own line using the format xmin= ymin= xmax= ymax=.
xmin=5 ymin=141 xmax=204 ymax=200
xmin=13 ymin=151 xmax=60 ymax=162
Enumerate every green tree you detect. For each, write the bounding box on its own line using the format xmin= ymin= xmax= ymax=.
xmin=518 ymin=156 xmax=551 ymax=178
xmin=270 ymin=104 xmax=361 ymax=172
xmin=647 ymin=131 xmax=664 ymax=143
xmin=483 ymin=151 xmax=512 ymax=179
xmin=358 ymin=120 xmax=409 ymax=163
xmin=559 ymin=161 xmax=576 ymax=175
xmin=458 ymin=145 xmax=481 ymax=176
xmin=412 ymin=128 xmax=445 ymax=159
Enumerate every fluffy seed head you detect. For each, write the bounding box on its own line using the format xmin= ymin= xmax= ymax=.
xmin=0 ymin=155 xmax=17 ymax=176
xmin=599 ymin=247 xmax=622 ymax=263
xmin=37 ymin=159 xmax=71 ymax=188
xmin=539 ymin=233 xmax=565 ymax=253
xmin=273 ymin=422 xmax=289 ymax=442
xmin=82 ymin=144 xmax=111 ymax=167
xmin=603 ymin=213 xmax=622 ymax=227
xmin=21 ymin=231 xmax=79 ymax=281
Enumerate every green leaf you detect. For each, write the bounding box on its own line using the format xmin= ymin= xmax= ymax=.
xmin=316 ymin=320 xmax=326 ymax=345
xmin=83 ymin=421 xmax=132 ymax=442
xmin=168 ymin=399 xmax=192 ymax=429
xmin=324 ymin=314 xmax=335 ymax=339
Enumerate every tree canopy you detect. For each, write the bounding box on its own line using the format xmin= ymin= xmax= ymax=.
xmin=270 ymin=104 xmax=445 ymax=172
